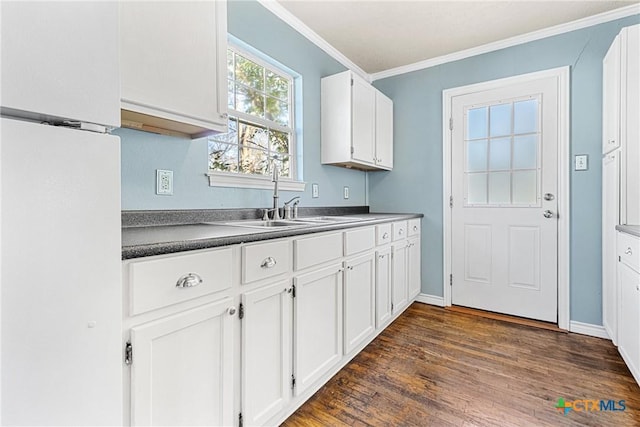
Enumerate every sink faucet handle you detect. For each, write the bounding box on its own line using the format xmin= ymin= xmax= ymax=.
xmin=284 ymin=196 xmax=300 ymax=206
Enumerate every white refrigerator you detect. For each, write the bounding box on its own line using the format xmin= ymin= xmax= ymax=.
xmin=1 ymin=2 xmax=122 ymax=425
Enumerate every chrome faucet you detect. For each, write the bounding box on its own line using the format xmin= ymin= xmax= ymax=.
xmin=270 ymin=160 xmax=281 ymax=220
xmin=283 ymin=196 xmax=300 ymax=220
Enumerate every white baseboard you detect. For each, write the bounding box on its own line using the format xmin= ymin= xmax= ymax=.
xmin=415 ymin=293 xmax=445 ymax=307
xmin=569 ymin=321 xmax=611 ymax=339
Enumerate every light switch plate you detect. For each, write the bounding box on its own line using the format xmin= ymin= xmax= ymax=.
xmin=343 ymin=186 xmax=350 ymax=199
xmin=156 ymin=169 xmax=173 ymax=195
xmin=312 ymin=183 xmax=319 ymax=198
xmin=574 ymin=155 xmax=588 ymax=171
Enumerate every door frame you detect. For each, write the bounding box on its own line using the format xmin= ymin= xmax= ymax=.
xmin=442 ymin=67 xmax=570 ymax=330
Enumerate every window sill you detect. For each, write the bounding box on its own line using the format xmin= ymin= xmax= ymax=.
xmin=207 ymin=172 xmax=306 ymax=192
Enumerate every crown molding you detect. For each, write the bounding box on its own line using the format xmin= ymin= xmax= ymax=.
xmin=256 ymin=0 xmax=370 ymax=82
xmin=371 ymin=4 xmax=640 ymax=81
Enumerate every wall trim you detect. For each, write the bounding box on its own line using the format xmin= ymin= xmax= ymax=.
xmin=255 ymin=0 xmax=370 ymax=82
xmin=569 ymin=321 xmax=611 ymax=340
xmin=442 ymin=66 xmax=571 ymax=331
xmin=370 ymin=4 xmax=639 ymax=81
xmin=415 ymin=293 xmax=445 ymax=307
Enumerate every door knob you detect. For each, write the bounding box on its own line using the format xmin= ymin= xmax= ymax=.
xmin=543 ymin=210 xmax=554 ymax=218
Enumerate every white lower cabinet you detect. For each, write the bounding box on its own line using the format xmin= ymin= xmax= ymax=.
xmin=344 ymin=253 xmax=376 ymax=354
xmin=617 ymin=232 xmax=640 ymax=385
xmin=125 ymin=220 xmax=423 ymax=426
xmin=408 ymin=237 xmax=421 ymax=299
xmin=129 ymin=299 xmax=235 ymax=426
xmin=375 ymin=246 xmax=392 ymax=328
xmin=392 ymin=242 xmax=409 ymax=314
xmin=241 ymin=280 xmax=292 ymax=426
xmin=293 ymin=263 xmax=343 ymax=396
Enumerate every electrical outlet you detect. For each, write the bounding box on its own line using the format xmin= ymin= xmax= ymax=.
xmin=312 ymin=183 xmax=319 ymax=198
xmin=343 ymin=186 xmax=350 ymax=199
xmin=575 ymin=155 xmax=588 ymax=171
xmin=156 ymin=169 xmax=173 ymax=195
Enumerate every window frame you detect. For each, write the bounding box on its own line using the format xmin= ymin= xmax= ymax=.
xmin=207 ymin=42 xmax=304 ymax=191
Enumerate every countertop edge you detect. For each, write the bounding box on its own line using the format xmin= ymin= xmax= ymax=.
xmin=616 ymin=224 xmax=640 ymax=238
xmin=122 ymin=213 xmax=423 ymax=260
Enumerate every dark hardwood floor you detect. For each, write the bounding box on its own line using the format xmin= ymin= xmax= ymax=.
xmin=283 ymin=303 xmax=640 ymax=426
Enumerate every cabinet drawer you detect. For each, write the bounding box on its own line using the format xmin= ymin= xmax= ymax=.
xmin=242 ymin=240 xmax=291 ymax=284
xmin=408 ymin=219 xmax=421 ymax=237
xmin=618 ymin=231 xmax=640 ymax=273
xmin=128 ymin=248 xmax=233 ymax=316
xmin=376 ymin=224 xmax=392 ymax=246
xmin=392 ymin=221 xmax=408 ymax=241
xmin=344 ymin=227 xmax=375 ymax=256
xmin=294 ymin=232 xmax=343 ymax=271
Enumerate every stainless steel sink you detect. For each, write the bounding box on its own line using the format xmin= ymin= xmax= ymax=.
xmin=223 ymin=220 xmax=318 ymax=229
xmin=294 ymin=216 xmax=365 ymax=223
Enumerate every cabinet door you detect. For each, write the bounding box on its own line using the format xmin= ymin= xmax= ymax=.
xmin=375 ymin=90 xmax=394 ymax=169
xmin=294 ymin=263 xmax=343 ymax=396
xmin=376 ymin=247 xmax=393 ymax=328
xmin=242 ymin=281 xmax=292 ymax=426
xmin=119 ymin=0 xmax=227 ymax=134
xmin=603 ymin=34 xmax=621 ymax=154
xmin=408 ymin=237 xmax=422 ymax=299
xmin=344 ymin=254 xmax=376 ymax=354
xmin=351 ymin=75 xmax=376 ymax=165
xmin=618 ymin=262 xmax=640 ymax=384
xmin=130 ymin=299 xmax=234 ymax=426
xmin=1 ymin=2 xmax=119 ymax=127
xmin=603 ymin=153 xmax=620 ymax=344
xmin=392 ymin=243 xmax=409 ymax=314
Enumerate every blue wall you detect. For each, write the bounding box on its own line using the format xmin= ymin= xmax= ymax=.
xmin=118 ymin=0 xmax=364 ymax=210
xmin=370 ymin=15 xmax=639 ymax=324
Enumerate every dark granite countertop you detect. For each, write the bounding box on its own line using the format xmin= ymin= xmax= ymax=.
xmin=122 ymin=207 xmax=423 ymax=259
xmin=616 ymin=225 xmax=640 ymax=238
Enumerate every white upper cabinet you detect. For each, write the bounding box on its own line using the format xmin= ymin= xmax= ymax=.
xmin=321 ymin=71 xmax=394 ymax=170
xmin=603 ymin=33 xmax=621 ymax=154
xmin=119 ymin=0 xmax=228 ymax=138
xmin=0 ymin=2 xmax=120 ymax=127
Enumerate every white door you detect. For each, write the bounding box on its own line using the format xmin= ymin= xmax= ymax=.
xmin=375 ymin=247 xmax=393 ymax=327
xmin=392 ymin=242 xmax=409 ymax=314
xmin=344 ymin=254 xmax=375 ymax=354
xmin=451 ymin=76 xmax=559 ymax=323
xmin=351 ymin=75 xmax=376 ymax=165
xmin=293 ymin=263 xmax=343 ymax=396
xmin=241 ymin=281 xmax=292 ymax=426
xmin=602 ymin=151 xmax=620 ymax=343
xmin=130 ymin=299 xmax=234 ymax=426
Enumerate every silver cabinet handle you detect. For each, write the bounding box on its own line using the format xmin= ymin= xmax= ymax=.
xmin=260 ymin=257 xmax=277 ymax=269
xmin=413 ymin=225 xmax=418 ymax=231
xmin=625 ymin=247 xmax=633 ymax=255
xmin=176 ymin=273 xmax=203 ymax=288
xmin=543 ymin=210 xmax=554 ymax=218
xmin=382 ymin=232 xmax=389 ymax=239
xmin=227 ymin=306 xmax=237 ymax=316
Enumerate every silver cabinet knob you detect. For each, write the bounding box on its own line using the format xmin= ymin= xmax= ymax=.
xmin=413 ymin=225 xmax=418 ymax=231
xmin=625 ymin=247 xmax=633 ymax=255
xmin=227 ymin=306 xmax=237 ymax=316
xmin=543 ymin=210 xmax=554 ymax=218
xmin=544 ymin=193 xmax=554 ymax=201
xmin=176 ymin=273 xmax=203 ymax=288
xmin=399 ymin=229 xmax=404 ymax=235
xmin=260 ymin=257 xmax=277 ymax=269
xmin=382 ymin=232 xmax=389 ymax=239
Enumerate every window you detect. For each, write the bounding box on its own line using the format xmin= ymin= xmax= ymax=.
xmin=207 ymin=44 xmax=302 ymax=190
xmin=464 ymin=95 xmax=541 ymax=206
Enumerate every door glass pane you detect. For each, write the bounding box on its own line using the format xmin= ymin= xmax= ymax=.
xmin=513 ymin=135 xmax=538 ymax=169
xmin=467 ymin=139 xmax=487 ymax=172
xmin=512 ymin=170 xmax=537 ymax=204
xmin=467 ymin=107 xmax=487 ymax=139
xmin=514 ymin=99 xmax=538 ymax=134
xmin=467 ymin=173 xmax=487 ymax=204
xmin=489 ymin=103 xmax=511 ymax=137
xmin=488 ymin=172 xmax=510 ymax=204
xmin=489 ymin=137 xmax=511 ymax=171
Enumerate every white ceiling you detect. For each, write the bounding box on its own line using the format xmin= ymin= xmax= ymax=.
xmin=275 ymin=0 xmax=638 ymax=74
